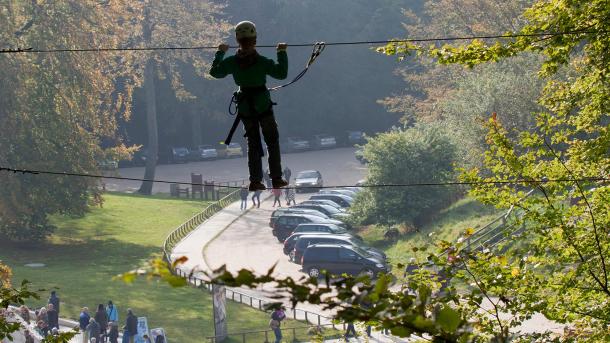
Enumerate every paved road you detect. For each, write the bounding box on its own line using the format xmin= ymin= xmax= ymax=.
xmin=104 ymin=147 xmax=365 ymax=193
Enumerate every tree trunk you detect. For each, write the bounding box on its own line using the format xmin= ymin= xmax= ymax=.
xmin=191 ymin=104 xmax=203 ymax=147
xmin=137 ymin=58 xmax=159 ymax=195
xmin=138 ymin=7 xmax=158 ymax=195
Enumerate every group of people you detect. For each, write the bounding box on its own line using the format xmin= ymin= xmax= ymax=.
xmin=239 ymin=166 xmax=295 ymax=210
xmin=78 ymin=301 xmax=136 ymax=343
xmin=15 ymin=291 xmax=61 ymax=340
xmin=14 ymin=291 xmax=165 ymax=343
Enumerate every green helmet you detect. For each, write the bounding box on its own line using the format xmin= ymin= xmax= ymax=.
xmin=235 ymin=21 xmax=257 ymax=40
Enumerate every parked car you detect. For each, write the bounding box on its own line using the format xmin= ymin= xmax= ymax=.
xmin=98 ymin=159 xmax=118 ymax=170
xmin=293 ymin=234 xmax=386 ymax=263
xmin=269 ymin=208 xmax=328 ymax=228
xmin=295 ymin=170 xmax=323 ymax=193
xmin=292 ymin=223 xmax=349 ymax=235
xmin=300 ymin=199 xmax=344 ymax=210
xmin=169 ymin=147 xmax=190 ymax=164
xmin=309 ymin=194 xmax=354 ymax=208
xmin=346 ymin=130 xmax=366 ymax=146
xmin=194 ymin=145 xmax=218 ymax=160
xmin=301 ymin=244 xmax=390 ymax=278
xmin=282 ymin=231 xmax=348 ymax=260
xmin=312 ymin=134 xmax=337 ymax=149
xmin=291 ymin=204 xmax=350 ymax=219
xmin=318 ymin=189 xmax=358 ymax=197
xmin=271 ymin=214 xmax=347 ymax=242
xmin=217 ymin=142 xmax=244 ymax=158
xmin=283 ymin=137 xmax=311 ymax=153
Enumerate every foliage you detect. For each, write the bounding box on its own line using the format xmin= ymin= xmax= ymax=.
xmin=0 ymin=1 xmax=137 ymax=240
xmin=0 ymin=193 xmax=294 ymax=343
xmin=388 ymin=0 xmax=610 ymax=339
xmin=377 ymin=0 xmax=539 ymax=169
xmin=349 ymin=123 xmax=458 ymax=226
xmin=0 ymin=262 xmax=11 ymax=289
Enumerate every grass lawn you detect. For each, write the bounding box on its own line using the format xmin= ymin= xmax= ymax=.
xmin=357 ymin=197 xmax=500 ymax=276
xmin=0 ymin=192 xmax=300 ymax=342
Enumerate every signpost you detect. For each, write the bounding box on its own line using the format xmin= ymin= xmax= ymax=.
xmin=212 ymin=284 xmax=228 ymax=342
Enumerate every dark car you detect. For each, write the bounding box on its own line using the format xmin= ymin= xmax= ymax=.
xmin=318 ymin=189 xmax=357 ymax=197
xmin=269 ymin=208 xmax=328 ymax=228
xmin=291 ymin=204 xmax=349 ymax=220
xmin=293 ymin=234 xmax=386 ymax=263
xmin=282 ymin=231 xmax=347 ymax=260
xmin=346 ymin=131 xmax=366 ymax=146
xmin=301 ymin=244 xmax=390 ymax=278
xmin=295 ymin=170 xmax=323 ymax=193
xmin=271 ymin=214 xmax=347 ymax=242
xmin=284 ymin=137 xmax=311 ymax=153
xmin=312 ymin=134 xmax=337 ymax=150
xmin=300 ymin=199 xmax=344 ymax=209
xmin=169 ymin=147 xmax=190 ymax=164
xmin=309 ymin=194 xmax=354 ymax=208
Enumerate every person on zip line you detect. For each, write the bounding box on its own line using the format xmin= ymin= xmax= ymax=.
xmin=210 ymin=21 xmax=289 ymax=192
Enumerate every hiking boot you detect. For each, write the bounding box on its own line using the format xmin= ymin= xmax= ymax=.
xmin=248 ymin=181 xmax=266 ymax=192
xmin=272 ymin=178 xmax=289 ymax=189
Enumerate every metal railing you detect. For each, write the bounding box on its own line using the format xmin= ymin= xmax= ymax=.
xmin=162 ymin=189 xmax=241 ymax=261
xmin=205 ymin=323 xmax=344 ymax=343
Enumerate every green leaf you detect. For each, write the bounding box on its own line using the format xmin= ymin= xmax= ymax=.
xmin=437 ymin=306 xmax=461 ymax=333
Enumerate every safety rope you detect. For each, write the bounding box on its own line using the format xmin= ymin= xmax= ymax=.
xmin=1 ymin=166 xmax=608 ymax=190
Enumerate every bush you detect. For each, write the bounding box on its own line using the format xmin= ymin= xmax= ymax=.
xmin=349 ymin=123 xmax=458 ymax=227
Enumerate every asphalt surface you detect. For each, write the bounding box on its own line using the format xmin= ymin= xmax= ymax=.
xmin=104 ymin=147 xmax=365 ymax=193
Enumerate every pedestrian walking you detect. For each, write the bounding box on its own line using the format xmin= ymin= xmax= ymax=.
xmin=95 ymin=304 xmax=109 ymax=341
xmin=47 ymin=304 xmax=59 ymax=332
xmin=80 ymin=307 xmax=91 ymax=343
xmin=106 ymin=301 xmax=118 ymax=323
xmin=107 ymin=322 xmax=119 ymax=343
xmin=252 ymin=190 xmax=262 ymax=208
xmin=344 ymin=322 xmax=357 ymax=339
xmin=125 ymin=309 xmax=138 ymax=343
xmin=285 ymin=187 xmax=295 ymax=206
xmin=240 ymin=186 xmax=249 ymax=210
xmin=269 ymin=318 xmax=282 ymax=343
xmin=37 ymin=307 xmax=48 ymax=328
xmin=48 ymin=291 xmax=60 ymax=315
xmin=272 ymin=188 xmax=282 ymax=207
xmin=283 ymin=167 xmax=291 ymax=183
xmin=121 ymin=326 xmax=130 ymax=343
xmin=87 ymin=318 xmax=101 ymax=343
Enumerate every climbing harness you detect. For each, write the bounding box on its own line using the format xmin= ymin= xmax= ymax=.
xmin=224 ymin=42 xmax=326 ymax=145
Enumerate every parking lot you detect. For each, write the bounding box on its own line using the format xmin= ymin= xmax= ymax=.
xmin=105 ymin=147 xmax=365 ymax=193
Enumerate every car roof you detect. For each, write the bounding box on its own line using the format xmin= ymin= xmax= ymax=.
xmin=297 ymin=170 xmax=320 ymax=174
xmin=311 ymin=194 xmax=353 ymax=200
xmin=276 ymin=213 xmax=323 ymax=219
xmin=306 ymin=243 xmax=353 ymax=250
xmin=297 ymin=234 xmax=351 ymax=240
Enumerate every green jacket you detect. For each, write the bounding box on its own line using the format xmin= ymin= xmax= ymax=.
xmin=210 ymin=50 xmax=288 ymax=116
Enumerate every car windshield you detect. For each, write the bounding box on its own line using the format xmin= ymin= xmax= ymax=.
xmin=297 ymin=171 xmax=319 ymax=179
xmin=321 ymin=205 xmax=340 ymax=214
xmin=351 ymin=245 xmax=372 ymax=258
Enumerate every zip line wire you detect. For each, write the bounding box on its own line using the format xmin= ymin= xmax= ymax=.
xmin=0 ymin=29 xmax=602 ymax=54
xmin=1 ymin=166 xmax=608 ymax=190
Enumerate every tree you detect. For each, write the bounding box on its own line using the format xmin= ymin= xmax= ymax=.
xmin=350 ymin=123 xmax=458 ymax=227
xmin=424 ymin=0 xmax=610 ymax=339
xmin=0 ymin=1 xmax=137 ymax=240
xmin=134 ymin=1 xmax=229 ymax=194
